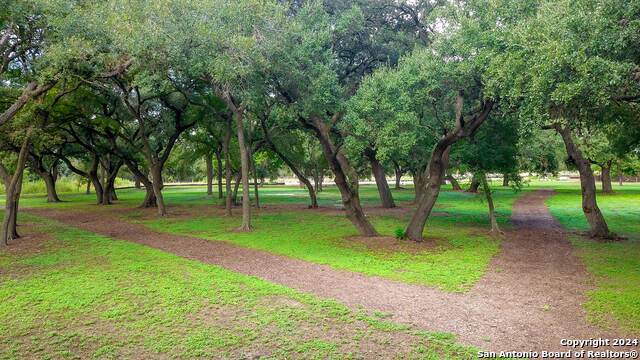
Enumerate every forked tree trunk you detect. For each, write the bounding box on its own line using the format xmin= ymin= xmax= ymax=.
xmin=215 ymin=150 xmax=223 ymax=199
xmin=1 ymin=133 xmax=30 ymax=245
xmin=447 ymin=174 xmax=462 ymax=191
xmin=405 ymin=144 xmax=450 ymax=241
xmin=366 ymin=148 xmax=395 ymax=208
xmin=480 ymin=173 xmax=501 ymax=234
xmin=601 ymin=161 xmax=613 ymax=194
xmin=309 ymin=116 xmax=378 ymax=236
xmin=554 ymin=125 xmax=611 ymax=238
xmin=405 ymin=96 xmax=494 ymax=241
xmin=206 ymin=154 xmax=213 ymax=196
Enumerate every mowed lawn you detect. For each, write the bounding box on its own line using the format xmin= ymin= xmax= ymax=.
xmin=16 ymin=184 xmax=524 ymax=292
xmin=545 ymin=183 xmax=640 ymax=334
xmin=0 ymin=214 xmax=478 ymax=359
xmin=135 ymin=185 xmax=519 ymax=292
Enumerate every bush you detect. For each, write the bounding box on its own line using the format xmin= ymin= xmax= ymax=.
xmin=393 ymin=227 xmax=406 ymax=240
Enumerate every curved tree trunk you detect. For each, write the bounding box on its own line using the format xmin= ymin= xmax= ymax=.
xmin=1 ymin=134 xmax=30 ymax=245
xmin=366 ymin=148 xmax=395 ymax=208
xmin=447 ymin=174 xmax=462 ymax=191
xmin=262 ymin=124 xmax=318 ymax=208
xmin=480 ymin=173 xmax=501 ymax=234
xmin=309 ymin=116 xmax=377 ymax=236
xmin=405 ymin=96 xmax=494 ymax=241
xmin=206 ymin=154 xmax=213 ymax=196
xmin=405 ymin=144 xmax=450 ymax=241
xmin=601 ymin=161 xmax=613 ymax=194
xmin=555 ymin=125 xmax=611 ymax=238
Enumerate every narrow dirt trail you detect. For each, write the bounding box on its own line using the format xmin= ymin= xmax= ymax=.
xmin=28 ymin=190 xmax=619 ymax=352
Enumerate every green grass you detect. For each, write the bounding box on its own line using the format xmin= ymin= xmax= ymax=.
xmin=569 ymin=235 xmax=640 ymax=333
xmin=545 ymin=185 xmax=640 ymax=334
xmin=0 ymin=215 xmax=478 ymax=359
xmin=14 ymin=183 xmax=524 ymax=292
xmin=546 ymin=185 xmax=640 ymax=237
xmin=132 ymin=186 xmax=523 ymax=292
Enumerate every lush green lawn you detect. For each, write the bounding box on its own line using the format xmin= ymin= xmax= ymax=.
xmin=0 ymin=215 xmax=477 ymax=359
xmin=545 ymin=184 xmax=640 ymax=334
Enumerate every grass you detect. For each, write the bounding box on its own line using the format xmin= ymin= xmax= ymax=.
xmin=544 ymin=184 xmax=640 ymax=334
xmin=133 ymin=186 xmax=523 ymax=292
xmin=14 ymin=183 xmax=524 ymax=292
xmin=569 ymin=235 xmax=640 ymax=333
xmin=0 ymin=214 xmax=478 ymax=359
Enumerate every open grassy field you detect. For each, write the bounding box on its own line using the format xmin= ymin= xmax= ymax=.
xmin=16 ymin=184 xmax=524 ymax=292
xmin=0 ymin=214 xmax=477 ymax=359
xmin=2 ymin=180 xmax=639 ymax=358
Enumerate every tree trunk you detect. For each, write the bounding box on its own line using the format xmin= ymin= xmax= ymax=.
xmin=85 ymin=179 xmax=91 ymax=194
xmin=223 ymin=118 xmax=233 ymax=216
xmin=555 ymin=125 xmax=611 ymax=238
xmin=405 ymin=97 xmax=494 ymax=241
xmin=502 ymin=174 xmax=509 ymax=187
xmin=366 ymin=148 xmax=395 ymax=208
xmin=42 ymin=172 xmax=61 ymax=202
xmin=466 ymin=175 xmax=480 ymax=193
xmin=234 ymin=110 xmax=252 ymax=231
xmin=618 ymin=174 xmax=623 ymax=186
xmin=1 ymin=134 xmax=30 ymax=245
xmin=447 ymin=174 xmax=462 ymax=191
xmin=215 ymin=150 xmax=223 ymax=199
xmin=393 ymin=161 xmax=404 ymax=189
xmin=480 ymin=173 xmax=501 ymax=234
xmin=134 ymin=177 xmax=141 ymax=189
xmin=405 ymin=143 xmax=450 ymax=241
xmin=413 ymin=170 xmax=427 ymax=203
xmin=601 ymin=161 xmax=613 ymax=194
xmin=232 ymin=172 xmax=241 ymax=206
xmin=265 ymin=135 xmax=318 ymax=208
xmin=90 ymin=174 xmax=103 ymax=205
xmin=252 ymin=155 xmax=260 ymax=209
xmin=309 ymin=117 xmax=377 ymax=236
xmin=206 ymin=154 xmax=213 ymax=196
xmin=150 ymin=166 xmax=166 ymax=216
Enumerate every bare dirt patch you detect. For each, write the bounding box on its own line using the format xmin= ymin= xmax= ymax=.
xmin=345 ymin=235 xmax=441 ymax=254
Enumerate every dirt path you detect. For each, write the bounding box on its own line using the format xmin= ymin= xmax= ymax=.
xmin=28 ymin=190 xmax=619 ymax=352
